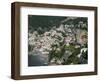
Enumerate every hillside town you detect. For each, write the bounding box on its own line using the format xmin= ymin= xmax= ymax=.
xmin=28 ymin=15 xmax=88 ymax=66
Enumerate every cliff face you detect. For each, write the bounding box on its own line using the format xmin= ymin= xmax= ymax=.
xmin=28 ymin=15 xmax=88 ymax=66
